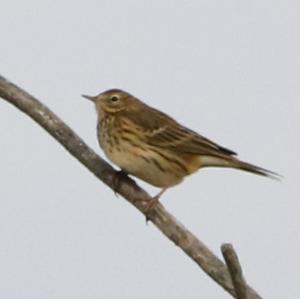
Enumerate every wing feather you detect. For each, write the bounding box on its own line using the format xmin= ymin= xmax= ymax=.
xmin=121 ymin=103 xmax=236 ymax=157
xmin=147 ymin=124 xmax=236 ymax=156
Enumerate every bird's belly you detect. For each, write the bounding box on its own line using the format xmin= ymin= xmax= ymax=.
xmin=102 ymin=143 xmax=183 ymax=188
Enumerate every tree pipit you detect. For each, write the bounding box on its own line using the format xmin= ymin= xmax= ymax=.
xmin=83 ymin=89 xmax=279 ymax=212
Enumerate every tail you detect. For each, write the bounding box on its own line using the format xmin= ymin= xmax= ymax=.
xmin=232 ymin=160 xmax=281 ymax=180
xmin=200 ymin=156 xmax=281 ymax=180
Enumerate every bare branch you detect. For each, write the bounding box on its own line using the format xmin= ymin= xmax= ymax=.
xmin=0 ymin=75 xmax=261 ymax=299
xmin=222 ymin=244 xmax=251 ymax=299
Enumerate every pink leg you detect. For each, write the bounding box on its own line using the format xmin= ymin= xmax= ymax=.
xmin=145 ymin=188 xmax=168 ymax=220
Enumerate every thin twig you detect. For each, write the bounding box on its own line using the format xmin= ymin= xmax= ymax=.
xmin=222 ymin=244 xmax=251 ymax=299
xmin=0 ymin=75 xmax=261 ymax=299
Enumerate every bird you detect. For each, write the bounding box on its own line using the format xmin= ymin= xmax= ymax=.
xmin=83 ymin=89 xmax=278 ymax=207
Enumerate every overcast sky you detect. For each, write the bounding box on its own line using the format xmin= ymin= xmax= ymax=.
xmin=0 ymin=1 xmax=299 ymax=298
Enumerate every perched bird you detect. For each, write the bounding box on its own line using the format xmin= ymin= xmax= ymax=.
xmin=83 ymin=89 xmax=278 ymax=206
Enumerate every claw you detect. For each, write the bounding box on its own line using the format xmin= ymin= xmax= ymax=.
xmin=112 ymin=170 xmax=129 ymax=196
xmin=145 ymin=188 xmax=168 ymax=223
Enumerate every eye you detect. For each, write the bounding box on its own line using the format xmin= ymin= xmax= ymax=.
xmin=110 ymin=95 xmax=120 ymax=102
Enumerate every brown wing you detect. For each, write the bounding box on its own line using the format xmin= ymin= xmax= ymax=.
xmin=123 ymin=103 xmax=236 ymax=157
xmin=147 ymin=123 xmax=236 ymax=157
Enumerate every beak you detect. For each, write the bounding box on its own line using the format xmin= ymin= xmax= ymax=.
xmin=82 ymin=94 xmax=96 ymax=102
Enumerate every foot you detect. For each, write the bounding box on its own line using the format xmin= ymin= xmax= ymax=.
xmin=145 ymin=188 xmax=167 ymax=222
xmin=145 ymin=196 xmax=160 ymax=223
xmin=112 ymin=170 xmax=129 ymax=195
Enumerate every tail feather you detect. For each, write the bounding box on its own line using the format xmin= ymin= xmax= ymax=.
xmin=233 ymin=160 xmax=281 ymax=180
xmin=200 ymin=155 xmax=281 ymax=180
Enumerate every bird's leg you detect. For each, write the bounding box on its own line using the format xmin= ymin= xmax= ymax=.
xmin=112 ymin=169 xmax=129 ymax=196
xmin=145 ymin=188 xmax=168 ymax=221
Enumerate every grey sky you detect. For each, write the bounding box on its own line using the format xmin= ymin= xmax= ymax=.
xmin=0 ymin=1 xmax=299 ymax=298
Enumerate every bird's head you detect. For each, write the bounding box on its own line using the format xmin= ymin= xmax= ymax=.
xmin=82 ymin=89 xmax=138 ymax=116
